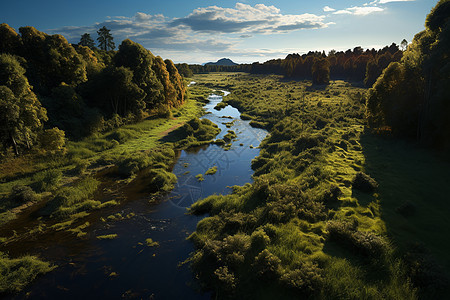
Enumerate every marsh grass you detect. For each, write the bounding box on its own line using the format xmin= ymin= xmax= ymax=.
xmin=0 ymin=252 xmax=55 ymax=293
xmin=188 ymin=73 xmax=420 ymax=299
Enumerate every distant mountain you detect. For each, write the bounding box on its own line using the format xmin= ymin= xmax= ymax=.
xmin=204 ymin=58 xmax=238 ymax=66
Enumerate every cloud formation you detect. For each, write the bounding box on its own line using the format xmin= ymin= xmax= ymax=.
xmin=333 ymin=6 xmax=384 ymax=16
xmin=323 ymin=6 xmax=336 ymax=12
xmin=171 ymin=3 xmax=328 ymax=34
xmin=377 ymin=0 xmax=415 ymax=3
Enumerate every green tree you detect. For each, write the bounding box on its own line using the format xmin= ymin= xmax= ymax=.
xmin=311 ymin=58 xmax=330 ymax=85
xmin=366 ymin=0 xmax=450 ymax=147
xmin=0 ymin=54 xmax=47 ymax=155
xmin=84 ymin=66 xmax=145 ymax=118
xmin=114 ymin=39 xmax=163 ymax=109
xmin=0 ymin=23 xmax=21 ymax=54
xmin=19 ymin=26 xmax=87 ymax=94
xmin=39 ymin=127 xmax=66 ymax=154
xmin=97 ymin=26 xmax=115 ymax=51
xmin=79 ymin=33 xmax=95 ymax=49
xmin=165 ymin=59 xmax=186 ymax=107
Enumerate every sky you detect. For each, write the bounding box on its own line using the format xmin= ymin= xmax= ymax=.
xmin=0 ymin=0 xmax=438 ymax=64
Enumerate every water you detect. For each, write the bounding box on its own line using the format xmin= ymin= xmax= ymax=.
xmin=7 ymin=92 xmax=268 ymax=299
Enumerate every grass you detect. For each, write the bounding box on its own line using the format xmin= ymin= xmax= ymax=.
xmin=0 ymin=251 xmax=55 ymax=293
xmin=0 ymin=87 xmax=211 ymax=294
xmin=97 ymin=234 xmax=118 ymax=240
xmin=145 ymin=238 xmax=159 ymax=247
xmin=187 ymin=73 xmax=424 ymax=299
xmin=205 ymin=166 xmax=218 ymax=175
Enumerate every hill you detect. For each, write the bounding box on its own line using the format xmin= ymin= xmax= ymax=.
xmin=204 ymin=58 xmax=237 ymax=66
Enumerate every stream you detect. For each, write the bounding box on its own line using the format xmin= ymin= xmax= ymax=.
xmin=8 ymin=91 xmax=268 ymax=299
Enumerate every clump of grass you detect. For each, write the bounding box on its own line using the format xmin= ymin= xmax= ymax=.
xmin=146 ymin=238 xmax=159 ymax=247
xmin=32 ymin=169 xmax=62 ymax=192
xmin=205 ymin=166 xmax=218 ymax=175
xmin=214 ymin=102 xmax=228 ymax=110
xmin=9 ymin=185 xmax=37 ymax=203
xmin=173 ymin=118 xmax=221 ymax=149
xmin=223 ymin=130 xmax=237 ymax=143
xmin=0 ymin=251 xmax=55 ymax=293
xmin=196 ymin=174 xmax=205 ymax=182
xmin=97 ymin=234 xmax=118 ymax=240
xmin=352 ymin=171 xmax=378 ymax=192
xmin=40 ymin=176 xmax=100 ymax=218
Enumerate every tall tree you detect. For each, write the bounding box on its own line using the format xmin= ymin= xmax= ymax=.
xmin=311 ymin=58 xmax=330 ymax=85
xmin=79 ymin=33 xmax=95 ymax=49
xmin=0 ymin=54 xmax=47 ymax=155
xmin=97 ymin=26 xmax=115 ymax=51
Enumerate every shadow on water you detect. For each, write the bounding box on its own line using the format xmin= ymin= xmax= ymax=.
xmin=359 ymin=131 xmax=450 ymax=295
xmin=3 ymin=91 xmax=268 ymax=299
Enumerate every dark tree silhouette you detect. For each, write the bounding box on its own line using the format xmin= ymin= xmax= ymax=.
xmin=97 ymin=26 xmax=115 ymax=51
xmin=79 ymin=33 xmax=95 ymax=49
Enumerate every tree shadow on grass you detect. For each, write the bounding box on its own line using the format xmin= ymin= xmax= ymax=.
xmin=359 ymin=130 xmax=450 ymax=297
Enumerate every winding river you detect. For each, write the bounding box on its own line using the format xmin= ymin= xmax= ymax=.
xmin=12 ymin=91 xmax=268 ymax=299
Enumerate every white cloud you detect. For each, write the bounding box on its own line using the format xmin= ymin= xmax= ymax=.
xmin=171 ymin=3 xmax=328 ymax=34
xmin=333 ymin=6 xmax=384 ymax=16
xmin=48 ymin=3 xmax=332 ymax=62
xmin=378 ymin=0 xmax=415 ymax=3
xmin=323 ymin=6 xmax=336 ymax=12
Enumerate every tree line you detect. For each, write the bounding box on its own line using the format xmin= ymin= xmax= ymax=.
xmin=0 ymin=24 xmax=186 ymax=155
xmin=366 ymin=0 xmax=450 ymax=149
xmin=178 ymin=43 xmax=403 ymax=87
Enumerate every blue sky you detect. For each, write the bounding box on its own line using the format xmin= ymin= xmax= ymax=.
xmin=0 ymin=0 xmax=437 ymax=63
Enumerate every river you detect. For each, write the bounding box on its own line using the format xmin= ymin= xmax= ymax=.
xmin=9 ymin=91 xmax=268 ymax=299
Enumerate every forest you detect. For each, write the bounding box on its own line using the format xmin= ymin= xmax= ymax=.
xmin=0 ymin=0 xmax=449 ymax=298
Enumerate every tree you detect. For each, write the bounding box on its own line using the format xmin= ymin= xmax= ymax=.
xmin=19 ymin=27 xmax=87 ymax=94
xmin=97 ymin=26 xmax=115 ymax=51
xmin=400 ymin=39 xmax=408 ymax=51
xmin=0 ymin=54 xmax=47 ymax=155
xmin=0 ymin=23 xmax=21 ymax=54
xmin=79 ymin=33 xmax=95 ymax=49
xmin=311 ymin=58 xmax=330 ymax=85
xmin=114 ymin=39 xmax=163 ymax=109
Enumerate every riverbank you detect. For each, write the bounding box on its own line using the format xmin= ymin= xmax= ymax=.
xmin=0 ymin=86 xmax=210 ymax=294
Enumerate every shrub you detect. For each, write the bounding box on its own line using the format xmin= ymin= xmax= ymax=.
xmin=327 ymin=220 xmax=389 ymax=257
xmin=280 ymin=262 xmax=323 ymax=295
xmin=252 ymin=249 xmax=281 ymax=280
xmin=9 ymin=185 xmax=37 ymax=203
xmin=352 ymin=172 xmax=378 ymax=192
xmin=32 ymin=169 xmax=63 ymax=192
xmin=38 ymin=127 xmax=67 ymax=154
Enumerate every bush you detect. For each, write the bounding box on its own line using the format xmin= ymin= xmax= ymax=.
xmin=352 ymin=172 xmax=378 ymax=192
xmin=38 ymin=127 xmax=67 ymax=154
xmin=252 ymin=249 xmax=281 ymax=280
xmin=32 ymin=169 xmax=63 ymax=192
xmin=9 ymin=185 xmax=37 ymax=203
xmin=280 ymin=262 xmax=323 ymax=295
xmin=327 ymin=220 xmax=389 ymax=257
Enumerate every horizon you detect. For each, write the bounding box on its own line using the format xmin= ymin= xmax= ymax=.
xmin=0 ymin=0 xmax=437 ymax=64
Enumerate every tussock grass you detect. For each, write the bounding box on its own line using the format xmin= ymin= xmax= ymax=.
xmin=0 ymin=252 xmax=55 ymax=293
xmin=188 ymin=73 xmax=421 ymax=299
